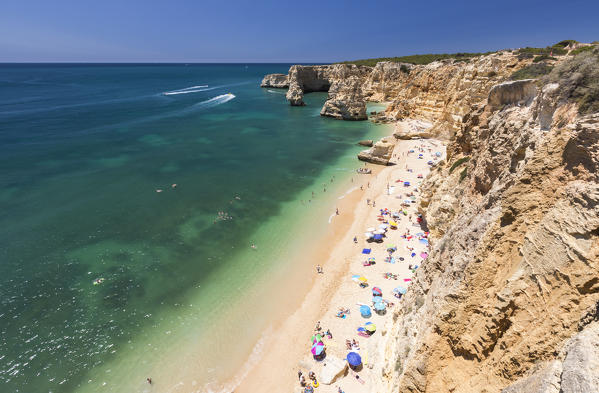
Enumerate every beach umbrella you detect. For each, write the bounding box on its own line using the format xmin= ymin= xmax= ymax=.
xmin=420 ymin=252 xmax=428 ymax=259
xmin=374 ymin=301 xmax=386 ymax=312
xmin=390 ymin=221 xmax=398 ymax=227
xmin=364 ymin=323 xmax=376 ymax=333
xmin=435 ymin=152 xmax=442 ymax=157
xmin=364 ymin=232 xmax=373 ymax=239
xmin=373 ymin=296 xmax=384 ymax=304
xmin=359 ymin=305 xmax=371 ymax=317
xmin=351 ymin=275 xmax=361 ymax=282
xmin=403 ymin=181 xmax=410 ymax=186
xmin=372 ymin=287 xmax=382 ymax=296
xmin=311 ymin=341 xmax=325 ymax=356
xmin=393 ymin=286 xmax=407 ymax=295
xmin=311 ymin=334 xmax=323 ymax=343
xmin=357 ymin=327 xmax=366 ymax=333
xmin=346 ymin=352 xmax=362 ymax=367
xmin=368 ymin=257 xmax=375 ymax=262
xmin=358 ymin=276 xmax=367 ymax=283
xmin=362 ymin=248 xmax=371 ymax=254
xmin=373 ymin=234 xmax=383 ymax=241
xmin=420 ymin=238 xmax=429 ymax=245
xmin=373 ymin=229 xmax=385 ymax=235
xmin=366 ymin=227 xmax=375 ymax=232
xmin=378 ymin=224 xmax=389 ymax=230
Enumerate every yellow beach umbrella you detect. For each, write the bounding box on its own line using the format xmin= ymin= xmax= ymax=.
xmin=358 ymin=276 xmax=367 ymax=283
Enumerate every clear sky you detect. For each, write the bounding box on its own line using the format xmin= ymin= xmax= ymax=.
xmin=1 ymin=0 xmax=598 ymax=62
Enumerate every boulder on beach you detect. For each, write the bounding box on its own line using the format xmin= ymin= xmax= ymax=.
xmin=358 ymin=140 xmax=374 ymax=147
xmin=358 ymin=137 xmax=395 ymax=165
xmin=319 ymin=355 xmax=347 ymax=385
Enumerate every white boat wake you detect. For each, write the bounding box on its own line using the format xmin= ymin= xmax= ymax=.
xmin=163 ymin=85 xmax=209 ymax=95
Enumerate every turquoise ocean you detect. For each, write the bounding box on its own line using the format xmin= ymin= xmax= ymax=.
xmin=0 ymin=64 xmax=390 ymax=392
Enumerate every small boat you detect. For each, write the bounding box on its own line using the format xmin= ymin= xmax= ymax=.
xmin=356 ymin=168 xmax=372 ymax=174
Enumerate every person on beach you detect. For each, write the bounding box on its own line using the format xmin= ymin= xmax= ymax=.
xmin=315 ymin=321 xmax=321 ymax=332
xmin=366 ymin=198 xmax=370 ymax=205
xmin=360 ymin=185 xmax=363 ymax=191
xmin=298 ymin=371 xmax=303 ymax=381
xmin=336 ymin=208 xmax=339 ymax=215
xmin=373 ymin=201 xmax=376 ymax=207
xmin=316 ymin=265 xmax=323 ymax=274
xmin=147 ymin=378 xmax=152 ymax=385
xmin=353 ymin=236 xmax=357 ymax=244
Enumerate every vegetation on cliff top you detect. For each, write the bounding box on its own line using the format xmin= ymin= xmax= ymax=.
xmin=338 ymin=52 xmax=495 ymax=66
xmin=542 ymin=46 xmax=599 ymax=114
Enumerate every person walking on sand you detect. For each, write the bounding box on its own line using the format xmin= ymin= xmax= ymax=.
xmin=353 ymin=236 xmax=357 ymax=244
xmin=316 ymin=265 xmax=323 ymax=274
xmin=336 ymin=208 xmax=339 ymax=215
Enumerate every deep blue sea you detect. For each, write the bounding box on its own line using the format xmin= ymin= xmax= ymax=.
xmin=0 ymin=64 xmax=390 ymax=392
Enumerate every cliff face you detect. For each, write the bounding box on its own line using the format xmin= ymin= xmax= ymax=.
xmin=260 ymin=73 xmax=288 ymax=88
xmin=378 ymin=67 xmax=599 ymax=393
xmin=262 ymin=52 xmax=530 ymax=130
xmin=365 ymin=53 xmax=528 ymax=139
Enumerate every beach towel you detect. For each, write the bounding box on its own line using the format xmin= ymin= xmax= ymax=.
xmin=404 ymin=278 xmax=412 ymax=282
xmin=362 ymin=248 xmax=371 ymax=254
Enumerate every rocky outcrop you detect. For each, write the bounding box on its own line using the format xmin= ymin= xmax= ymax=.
xmin=373 ymin=53 xmax=530 ymax=139
xmin=358 ymin=140 xmax=374 ymax=147
xmin=393 ymin=119 xmax=434 ymax=140
xmin=284 ymin=64 xmax=371 ymax=118
xmin=320 ymin=77 xmax=367 ymax=120
xmin=378 ymin=63 xmax=599 ymax=393
xmin=358 ymin=137 xmax=395 ymax=165
xmin=487 ymin=79 xmax=537 ymax=108
xmin=265 ymin=52 xmax=531 ymax=129
xmin=260 ymin=73 xmax=289 ymax=88
xmin=502 ymin=321 xmax=599 ymax=393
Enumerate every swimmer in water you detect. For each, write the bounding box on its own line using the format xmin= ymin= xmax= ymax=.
xmin=251 ymin=243 xmax=257 ymax=249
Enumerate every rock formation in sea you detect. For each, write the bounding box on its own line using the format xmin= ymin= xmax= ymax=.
xmin=260 ymin=73 xmax=289 ymax=88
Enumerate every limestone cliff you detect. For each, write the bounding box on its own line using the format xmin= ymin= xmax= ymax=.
xmin=378 ymin=54 xmax=599 ymax=393
xmin=260 ymin=73 xmax=288 ymax=88
xmin=262 ymin=52 xmax=531 ymax=129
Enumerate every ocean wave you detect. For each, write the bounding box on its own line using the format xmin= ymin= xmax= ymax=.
xmin=163 ymin=85 xmax=209 ymax=96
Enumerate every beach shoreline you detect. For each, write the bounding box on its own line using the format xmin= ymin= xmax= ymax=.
xmin=233 ymin=131 xmax=445 ymax=393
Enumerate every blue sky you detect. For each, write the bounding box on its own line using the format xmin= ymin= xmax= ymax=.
xmin=1 ymin=0 xmax=598 ymax=62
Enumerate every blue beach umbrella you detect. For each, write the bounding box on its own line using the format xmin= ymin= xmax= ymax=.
xmin=357 ymin=327 xmax=366 ymax=333
xmin=347 ymin=351 xmax=362 ymax=367
xmin=374 ymin=302 xmax=386 ymax=312
xmin=359 ymin=305 xmax=371 ymax=318
xmin=373 ymin=234 xmax=383 ymax=241
xmin=373 ymin=296 xmax=384 ymax=303
xmin=393 ymin=286 xmax=407 ymax=295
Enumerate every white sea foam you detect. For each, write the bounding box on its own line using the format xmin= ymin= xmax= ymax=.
xmin=198 ymin=331 xmax=268 ymax=393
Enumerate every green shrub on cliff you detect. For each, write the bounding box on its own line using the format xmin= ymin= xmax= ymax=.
xmin=510 ymin=63 xmax=554 ymax=80
xmin=533 ymin=54 xmax=558 ymax=63
xmin=339 ymin=52 xmax=495 ymax=67
xmin=542 ymin=47 xmax=599 ymax=114
xmin=449 ymin=156 xmax=470 ymax=173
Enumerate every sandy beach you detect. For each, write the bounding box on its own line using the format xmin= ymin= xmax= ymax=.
xmin=235 ymin=132 xmax=446 ymax=393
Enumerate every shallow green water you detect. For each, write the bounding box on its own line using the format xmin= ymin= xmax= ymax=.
xmin=0 ymin=64 xmax=389 ymax=392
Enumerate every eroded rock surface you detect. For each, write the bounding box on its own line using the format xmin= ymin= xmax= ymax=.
xmin=358 ymin=137 xmax=395 ymax=165
xmin=377 ymin=68 xmax=599 ymax=393
xmin=260 ymin=73 xmax=288 ymax=88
